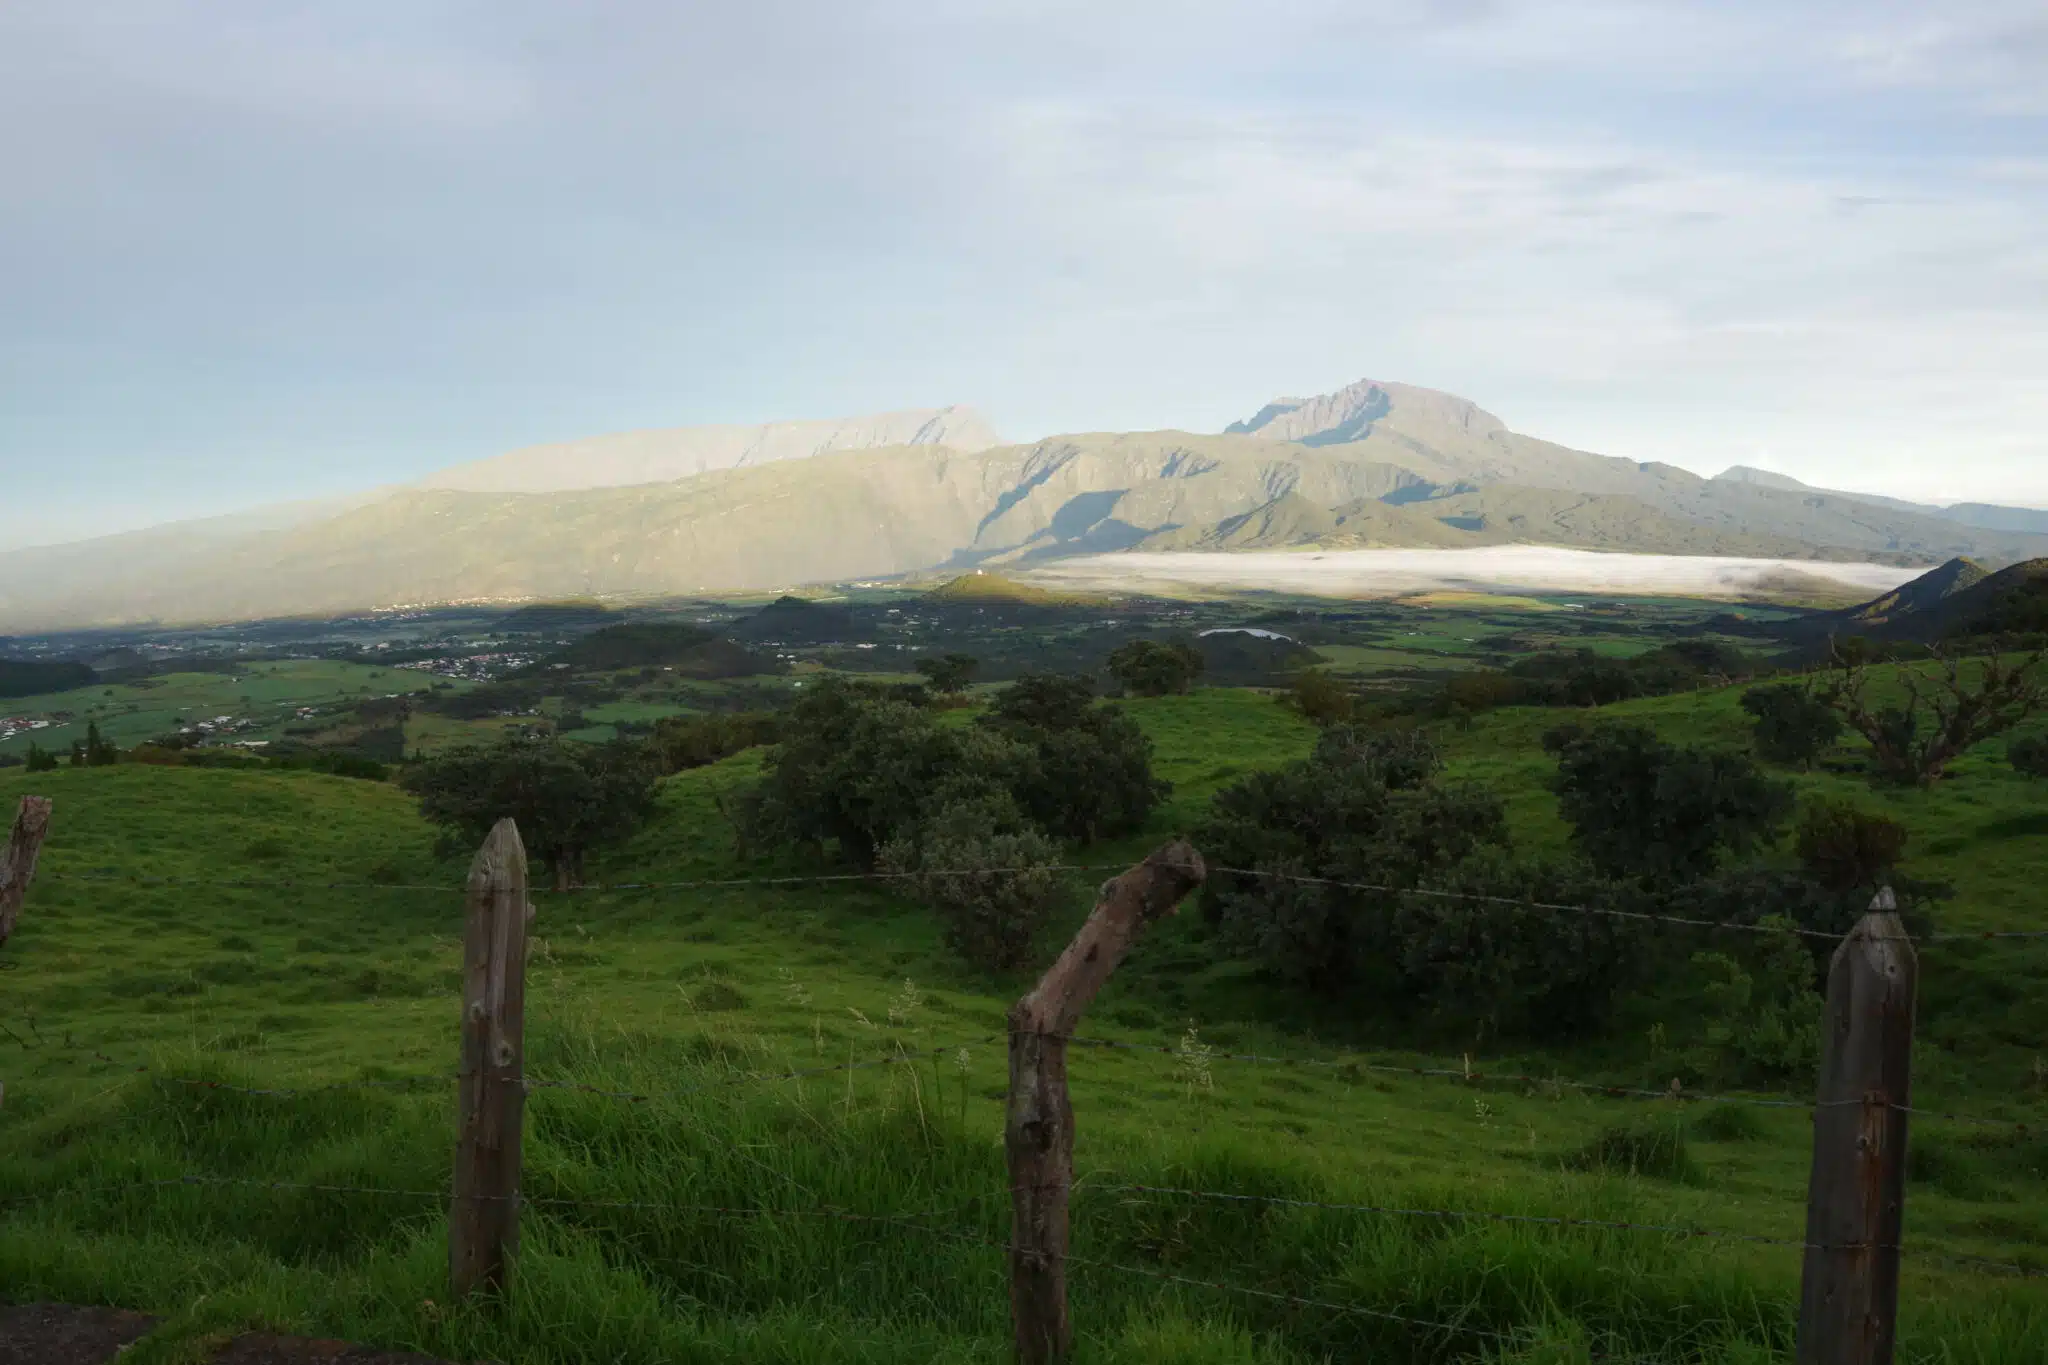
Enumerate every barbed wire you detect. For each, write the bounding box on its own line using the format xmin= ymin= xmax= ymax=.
xmin=33 ymin=862 xmax=2048 ymax=946
xmin=1214 ymin=867 xmax=2048 ymax=944
xmin=1053 ymin=1033 xmax=2037 ymax=1132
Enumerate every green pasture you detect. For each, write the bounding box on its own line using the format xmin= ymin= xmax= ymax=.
xmin=0 ymin=661 xmax=455 ymax=756
xmin=2 ymin=672 xmax=2046 ymax=1361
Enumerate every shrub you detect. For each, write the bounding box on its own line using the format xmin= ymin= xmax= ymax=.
xmin=2012 ymin=735 xmax=2048 ymax=779
xmin=1106 ymin=639 xmax=1204 ymax=697
xmin=881 ymin=792 xmax=1063 ymax=971
xmin=1196 ymin=727 xmax=1510 ymax=999
xmin=980 ymin=675 xmax=1167 ymax=843
xmin=1544 ymin=722 xmax=1794 ymax=882
xmin=1691 ymin=1103 xmax=1767 ymax=1143
xmin=1285 ymin=667 xmax=1355 ymax=725
xmin=1687 ymin=917 xmax=1822 ymax=1087
xmin=1741 ymin=682 xmax=1843 ymax=769
xmin=23 ymin=743 xmax=59 ymax=773
xmin=914 ymin=654 xmax=979 ymax=695
xmin=649 ymin=711 xmax=777 ymax=773
xmin=1795 ymin=799 xmax=1910 ymax=893
xmin=1568 ymin=1120 xmax=1700 ymax=1183
xmin=1388 ymin=850 xmax=1647 ymax=1041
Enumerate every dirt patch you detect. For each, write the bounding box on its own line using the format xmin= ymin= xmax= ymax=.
xmin=0 ymin=1304 xmax=160 ymax=1365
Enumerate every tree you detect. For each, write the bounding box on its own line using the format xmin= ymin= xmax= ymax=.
xmin=746 ymin=679 xmax=1024 ymax=866
xmin=1795 ymin=798 xmax=1909 ymax=893
xmin=24 ymin=743 xmax=59 ymax=773
xmin=1286 ymin=667 xmax=1355 ymax=725
xmin=1544 ymin=722 xmax=1794 ymax=882
xmin=1741 ymin=682 xmax=1843 ymax=769
xmin=2008 ymin=735 xmax=2048 ymax=780
xmin=879 ymin=790 xmax=1062 ymax=971
xmin=1196 ymin=727 xmax=1510 ymax=994
xmin=401 ymin=736 xmax=657 ymax=889
xmin=68 ymin=722 xmax=119 ymax=767
xmin=979 ymin=675 xmax=1168 ymax=842
xmin=1106 ymin=639 xmax=1204 ymax=697
xmin=1818 ymin=644 xmax=2047 ymax=786
xmin=914 ymin=653 xmax=980 ymax=695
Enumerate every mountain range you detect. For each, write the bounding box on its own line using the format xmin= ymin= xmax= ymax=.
xmin=5 ymin=377 xmax=2045 ymax=631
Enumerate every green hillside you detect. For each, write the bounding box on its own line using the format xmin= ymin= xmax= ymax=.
xmin=3 ymin=674 xmax=2045 ymax=1360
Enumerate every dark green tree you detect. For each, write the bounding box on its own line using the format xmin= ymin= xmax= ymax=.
xmin=979 ymin=675 xmax=1168 ymax=842
xmin=1741 ymin=682 xmax=1844 ymax=769
xmin=879 ymin=788 xmax=1062 ymax=971
xmin=914 ymin=653 xmax=980 ymax=695
xmin=402 ymin=736 xmax=657 ymax=889
xmin=24 ymin=742 xmax=59 ymax=774
xmin=1795 ymin=798 xmax=1910 ymax=893
xmin=1286 ymin=667 xmax=1355 ymax=725
xmin=1544 ymin=722 xmax=1794 ymax=882
xmin=1819 ymin=646 xmax=2046 ymax=786
xmin=68 ymin=722 xmax=119 ymax=767
xmin=1196 ymin=727 xmax=1510 ymax=994
xmin=2007 ymin=735 xmax=2048 ymax=779
xmin=1106 ymin=639 xmax=1204 ymax=697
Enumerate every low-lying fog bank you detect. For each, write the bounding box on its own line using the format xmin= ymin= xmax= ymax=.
xmin=1023 ymin=546 xmax=1923 ymax=601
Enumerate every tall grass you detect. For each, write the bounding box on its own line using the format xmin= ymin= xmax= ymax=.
xmin=4 ymin=1023 xmax=2042 ymax=1364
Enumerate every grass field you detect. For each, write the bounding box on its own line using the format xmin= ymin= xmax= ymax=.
xmin=1 ymin=661 xmax=461 ymax=758
xmin=2 ymin=674 xmax=2045 ymax=1362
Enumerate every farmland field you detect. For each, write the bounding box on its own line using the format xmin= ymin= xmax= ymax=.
xmin=1 ymin=675 xmax=2045 ymax=1362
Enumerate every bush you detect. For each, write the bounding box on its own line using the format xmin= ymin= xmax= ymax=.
xmin=980 ymin=675 xmax=1168 ymax=843
xmin=1741 ymin=682 xmax=1843 ymax=769
xmin=1285 ymin=667 xmax=1354 ymax=725
xmin=1568 ymin=1121 xmax=1700 ymax=1183
xmin=1387 ymin=850 xmax=1647 ymax=1041
xmin=2011 ymin=735 xmax=2048 ymax=779
xmin=23 ymin=743 xmax=58 ymax=773
xmin=914 ymin=654 xmax=979 ymax=695
xmin=1544 ymin=722 xmax=1794 ymax=882
xmin=1687 ymin=917 xmax=1823 ymax=1087
xmin=880 ymin=793 xmax=1063 ymax=971
xmin=747 ymin=679 xmax=1029 ymax=867
xmin=649 ymin=711 xmax=778 ymax=773
xmin=1196 ymin=727 xmax=1511 ymax=999
xmin=1106 ymin=639 xmax=1204 ymax=697
xmin=1795 ymin=799 xmax=1909 ymax=893
xmin=1691 ymin=1103 xmax=1767 ymax=1143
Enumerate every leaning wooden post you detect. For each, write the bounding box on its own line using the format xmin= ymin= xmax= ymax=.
xmin=1797 ymin=887 xmax=1917 ymax=1365
xmin=451 ymin=818 xmax=531 ymax=1301
xmin=0 ymin=796 xmax=54 ymax=950
xmin=1008 ymin=840 xmax=1206 ymax=1365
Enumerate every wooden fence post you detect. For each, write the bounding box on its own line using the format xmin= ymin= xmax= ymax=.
xmin=1797 ymin=887 xmax=1917 ymax=1365
xmin=0 ymin=796 xmax=54 ymax=951
xmin=451 ymin=818 xmax=531 ymax=1301
xmin=1008 ymin=840 xmax=1206 ymax=1365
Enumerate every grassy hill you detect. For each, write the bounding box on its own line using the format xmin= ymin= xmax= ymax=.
xmin=2 ymin=675 xmax=2045 ymax=1360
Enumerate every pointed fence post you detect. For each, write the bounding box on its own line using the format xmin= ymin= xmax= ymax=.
xmin=1008 ymin=840 xmax=1206 ymax=1365
xmin=451 ymin=818 xmax=531 ymax=1301
xmin=0 ymin=796 xmax=54 ymax=951
xmin=1797 ymin=887 xmax=1917 ymax=1365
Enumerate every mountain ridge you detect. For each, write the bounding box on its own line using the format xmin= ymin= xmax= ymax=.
xmin=7 ymin=379 xmax=2048 ymax=631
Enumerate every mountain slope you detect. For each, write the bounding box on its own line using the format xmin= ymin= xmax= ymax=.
xmin=9 ymin=379 xmax=2048 ymax=631
xmin=419 ymin=405 xmax=1002 ymax=493
xmin=1714 ymin=467 xmax=2048 ymax=536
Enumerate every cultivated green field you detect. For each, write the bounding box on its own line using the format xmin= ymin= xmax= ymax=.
xmin=0 ymin=661 xmax=459 ymax=757
xmin=2 ymin=676 xmax=2045 ymax=1362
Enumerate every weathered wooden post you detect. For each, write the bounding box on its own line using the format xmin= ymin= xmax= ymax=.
xmin=1008 ymin=840 xmax=1206 ymax=1364
xmin=1797 ymin=887 xmax=1917 ymax=1365
xmin=451 ymin=818 xmax=531 ymax=1300
xmin=0 ymin=796 xmax=53 ymax=950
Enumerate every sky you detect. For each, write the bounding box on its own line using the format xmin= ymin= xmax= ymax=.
xmin=3 ymin=1 xmax=2045 ymax=549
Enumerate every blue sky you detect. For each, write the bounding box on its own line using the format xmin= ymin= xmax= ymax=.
xmin=3 ymin=1 xmax=2044 ymax=549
